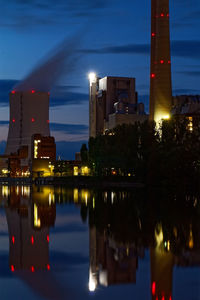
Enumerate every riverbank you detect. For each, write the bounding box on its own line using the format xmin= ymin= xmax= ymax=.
xmin=0 ymin=176 xmax=144 ymax=188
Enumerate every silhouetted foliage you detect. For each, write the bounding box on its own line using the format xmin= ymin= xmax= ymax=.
xmin=88 ymin=117 xmax=200 ymax=187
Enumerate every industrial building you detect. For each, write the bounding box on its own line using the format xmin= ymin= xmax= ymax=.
xmin=0 ymin=90 xmax=56 ymax=177
xmin=89 ymin=74 xmax=148 ymax=137
xmin=149 ymin=0 xmax=172 ymax=122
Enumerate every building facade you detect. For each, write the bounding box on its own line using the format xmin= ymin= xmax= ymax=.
xmin=89 ymin=75 xmax=147 ymax=137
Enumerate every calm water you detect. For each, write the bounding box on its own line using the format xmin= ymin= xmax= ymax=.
xmin=0 ymin=185 xmax=200 ymax=300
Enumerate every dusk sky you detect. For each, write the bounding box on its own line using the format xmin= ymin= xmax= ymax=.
xmin=0 ymin=0 xmax=200 ymax=159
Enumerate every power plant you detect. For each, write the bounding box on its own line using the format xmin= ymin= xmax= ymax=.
xmin=6 ymin=90 xmax=50 ymax=160
xmin=149 ymin=0 xmax=172 ymax=122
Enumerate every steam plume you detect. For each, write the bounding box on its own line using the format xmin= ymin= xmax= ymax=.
xmin=14 ymin=34 xmax=81 ymax=92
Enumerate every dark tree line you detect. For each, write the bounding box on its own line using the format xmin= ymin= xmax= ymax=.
xmin=81 ymin=118 xmax=200 ymax=187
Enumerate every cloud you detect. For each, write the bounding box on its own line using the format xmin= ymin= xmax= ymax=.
xmin=0 ymin=0 xmax=108 ymax=29
xmin=0 ymin=80 xmax=88 ymax=108
xmin=81 ymin=40 xmax=200 ymax=59
xmin=50 ymin=123 xmax=88 ymax=135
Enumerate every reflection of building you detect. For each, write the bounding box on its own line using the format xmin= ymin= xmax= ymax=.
xmin=89 ymin=225 xmax=140 ymax=291
xmin=89 ymin=75 xmax=147 ymax=137
xmin=149 ymin=0 xmax=172 ymax=122
xmin=5 ymin=186 xmax=56 ymax=271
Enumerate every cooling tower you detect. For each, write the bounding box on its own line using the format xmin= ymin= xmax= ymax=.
xmin=149 ymin=0 xmax=172 ymax=122
xmin=5 ymin=91 xmax=50 ymax=160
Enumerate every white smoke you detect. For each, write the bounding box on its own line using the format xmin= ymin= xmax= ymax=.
xmin=14 ymin=34 xmax=81 ymax=92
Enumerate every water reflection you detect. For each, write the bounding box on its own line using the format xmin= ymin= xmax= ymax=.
xmin=0 ymin=185 xmax=200 ymax=299
xmin=1 ymin=186 xmax=56 ymax=272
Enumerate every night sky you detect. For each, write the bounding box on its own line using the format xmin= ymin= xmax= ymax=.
xmin=0 ymin=0 xmax=199 ymax=159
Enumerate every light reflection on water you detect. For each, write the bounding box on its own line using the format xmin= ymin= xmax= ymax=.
xmin=0 ymin=185 xmax=200 ymax=300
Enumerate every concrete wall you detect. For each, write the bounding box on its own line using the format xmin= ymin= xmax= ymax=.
xmin=6 ymin=91 xmax=50 ymax=160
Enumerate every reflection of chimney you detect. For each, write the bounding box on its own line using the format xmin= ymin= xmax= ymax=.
xmin=6 ymin=186 xmax=56 ymax=272
xmin=150 ymin=247 xmax=174 ymax=300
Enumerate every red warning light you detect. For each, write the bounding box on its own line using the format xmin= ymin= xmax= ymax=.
xmin=47 ymin=264 xmax=50 ymax=271
xmin=11 ymin=90 xmax=16 ymax=94
xmin=151 ymin=73 xmax=156 ymax=78
xmin=168 ymin=60 xmax=171 ymax=64
xmin=12 ymin=119 xmax=16 ymax=123
xmin=169 ymin=297 xmax=172 ymax=300
xmin=11 ymin=265 xmax=15 ymax=272
xmin=31 ymin=266 xmax=35 ymax=272
xmin=31 ymin=236 xmax=34 ymax=245
xmin=47 ymin=235 xmax=49 ymax=243
xmin=31 ymin=118 xmax=35 ymax=123
xmin=47 ymin=120 xmax=49 ymax=124
xmin=152 ymin=282 xmax=156 ymax=295
xmin=161 ymin=296 xmax=165 ymax=300
xmin=31 ymin=90 xmax=35 ymax=94
xmin=160 ymin=60 xmax=164 ymax=64
xmin=152 ymin=32 xmax=156 ymax=37
xmin=12 ymin=236 xmax=15 ymax=244
xmin=167 ymin=13 xmax=169 ymax=17
xmin=160 ymin=13 xmax=164 ymax=17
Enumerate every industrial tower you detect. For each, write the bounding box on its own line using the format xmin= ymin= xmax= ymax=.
xmin=149 ymin=0 xmax=172 ymax=122
xmin=5 ymin=91 xmax=50 ymax=160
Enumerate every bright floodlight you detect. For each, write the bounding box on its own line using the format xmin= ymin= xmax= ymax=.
xmin=88 ymin=72 xmax=96 ymax=83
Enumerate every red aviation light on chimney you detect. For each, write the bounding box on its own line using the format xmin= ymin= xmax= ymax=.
xmin=11 ymin=265 xmax=15 ymax=272
xmin=152 ymin=32 xmax=156 ymax=37
xmin=12 ymin=119 xmax=16 ymax=123
xmin=160 ymin=60 xmax=164 ymax=64
xmin=31 ymin=266 xmax=35 ymax=272
xmin=169 ymin=297 xmax=172 ymax=300
xmin=151 ymin=73 xmax=156 ymax=78
xmin=161 ymin=296 xmax=165 ymax=300
xmin=160 ymin=13 xmax=164 ymax=17
xmin=11 ymin=90 xmax=16 ymax=94
xmin=31 ymin=90 xmax=35 ymax=94
xmin=152 ymin=282 xmax=156 ymax=295
xmin=47 ymin=264 xmax=50 ymax=271
xmin=47 ymin=235 xmax=49 ymax=243
xmin=31 ymin=236 xmax=34 ymax=245
xmin=167 ymin=13 xmax=169 ymax=17
xmin=168 ymin=60 xmax=171 ymax=64
xmin=31 ymin=118 xmax=35 ymax=123
xmin=11 ymin=236 xmax=15 ymax=244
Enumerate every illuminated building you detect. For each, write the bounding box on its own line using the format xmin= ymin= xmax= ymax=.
xmin=5 ymin=91 xmax=50 ymax=162
xmin=171 ymin=95 xmax=200 ymax=130
xmin=149 ymin=0 xmax=172 ymax=122
xmin=89 ymin=74 xmax=148 ymax=137
xmin=32 ymin=134 xmax=56 ymax=160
